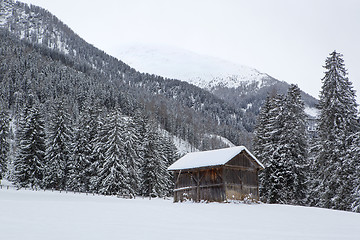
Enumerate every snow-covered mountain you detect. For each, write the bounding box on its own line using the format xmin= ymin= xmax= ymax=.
xmin=115 ymin=44 xmax=318 ymax=134
xmin=115 ymin=44 xmax=274 ymax=90
xmin=116 ymin=43 xmax=318 ymax=114
xmin=0 ymin=0 xmax=72 ymax=55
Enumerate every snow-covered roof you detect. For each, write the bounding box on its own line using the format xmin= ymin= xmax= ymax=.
xmin=168 ymin=146 xmax=264 ymax=171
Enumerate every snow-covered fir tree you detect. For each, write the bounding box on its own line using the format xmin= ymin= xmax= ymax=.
xmin=141 ymin=124 xmax=173 ymax=198
xmin=97 ymin=109 xmax=131 ymax=196
xmin=13 ymin=101 xmax=46 ymax=188
xmin=67 ymin=102 xmax=98 ymax=192
xmin=253 ymin=95 xmax=273 ymax=202
xmin=255 ymin=94 xmax=285 ymax=203
xmin=253 ymin=95 xmax=273 ymax=164
xmin=279 ymin=84 xmax=308 ymax=204
xmin=43 ymin=100 xmax=74 ymax=190
xmin=0 ymin=106 xmax=9 ymax=180
xmin=87 ymin=103 xmax=105 ymax=193
xmin=122 ymin=117 xmax=142 ymax=196
xmin=157 ymin=135 xmax=178 ymax=195
xmin=349 ymin=132 xmax=360 ymax=212
xmin=312 ymin=51 xmax=359 ymax=211
xmin=254 ymin=85 xmax=308 ymax=205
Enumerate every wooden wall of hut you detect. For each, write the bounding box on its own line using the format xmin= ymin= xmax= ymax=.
xmin=173 ymin=168 xmax=226 ymax=202
xmin=223 ymin=151 xmax=259 ymax=200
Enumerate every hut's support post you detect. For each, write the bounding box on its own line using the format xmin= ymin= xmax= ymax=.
xmin=256 ymin=169 xmax=259 ymax=201
xmin=196 ymin=171 xmax=200 ymax=202
xmin=222 ymin=168 xmax=226 ymax=202
xmin=173 ymin=170 xmax=182 ymax=202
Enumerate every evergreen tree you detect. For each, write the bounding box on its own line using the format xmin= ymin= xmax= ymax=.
xmin=253 ymin=95 xmax=273 ymax=165
xmin=97 ymin=109 xmax=131 ymax=195
xmin=141 ymin=125 xmax=173 ymax=198
xmin=255 ymin=86 xmax=308 ymax=205
xmin=122 ymin=117 xmax=142 ymax=196
xmin=87 ymin=103 xmax=103 ymax=193
xmin=313 ymin=51 xmax=359 ymax=211
xmin=279 ymin=84 xmax=308 ymax=204
xmin=253 ymin=95 xmax=273 ymax=202
xmin=67 ymin=106 xmax=94 ymax=192
xmin=350 ymin=132 xmax=360 ymax=212
xmin=255 ymin=94 xmax=285 ymax=203
xmin=0 ymin=106 xmax=9 ymax=180
xmin=157 ymin=135 xmax=178 ymax=196
xmin=13 ymin=102 xmax=46 ymax=188
xmin=43 ymin=100 xmax=74 ymax=190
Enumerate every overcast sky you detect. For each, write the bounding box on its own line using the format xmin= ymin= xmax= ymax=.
xmin=20 ymin=0 xmax=360 ymax=103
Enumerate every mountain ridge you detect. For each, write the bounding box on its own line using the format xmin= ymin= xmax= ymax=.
xmin=115 ymin=43 xmax=274 ymax=90
xmin=115 ymin=43 xmax=318 ymax=132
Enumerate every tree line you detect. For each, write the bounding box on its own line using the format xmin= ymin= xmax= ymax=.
xmin=0 ymin=96 xmax=177 ymax=198
xmin=254 ymin=51 xmax=360 ymax=212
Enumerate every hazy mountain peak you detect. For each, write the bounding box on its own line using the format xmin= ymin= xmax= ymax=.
xmin=114 ymin=43 xmax=270 ymax=89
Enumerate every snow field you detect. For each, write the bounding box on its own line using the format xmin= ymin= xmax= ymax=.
xmin=1 ymin=188 xmax=359 ymax=240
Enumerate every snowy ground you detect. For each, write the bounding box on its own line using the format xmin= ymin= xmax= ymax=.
xmin=1 ymin=188 xmax=359 ymax=240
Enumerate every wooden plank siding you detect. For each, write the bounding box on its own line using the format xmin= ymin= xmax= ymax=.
xmin=172 ymin=151 xmax=261 ymax=202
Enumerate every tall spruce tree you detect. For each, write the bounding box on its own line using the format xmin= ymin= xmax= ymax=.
xmin=97 ymin=109 xmax=131 ymax=196
xmin=255 ymin=94 xmax=285 ymax=203
xmin=13 ymin=102 xmax=46 ymax=188
xmin=0 ymin=106 xmax=9 ymax=180
xmin=157 ymin=135 xmax=178 ymax=196
xmin=43 ymin=100 xmax=74 ymax=190
xmin=279 ymin=84 xmax=308 ymax=204
xmin=88 ymin=103 xmax=104 ymax=193
xmin=253 ymin=95 xmax=274 ymax=165
xmin=67 ymin=105 xmax=95 ymax=192
xmin=254 ymin=85 xmax=308 ymax=205
xmin=122 ymin=117 xmax=142 ymax=196
xmin=141 ymin=124 xmax=173 ymax=198
xmin=349 ymin=132 xmax=360 ymax=212
xmin=313 ymin=51 xmax=359 ymax=211
xmin=253 ymin=95 xmax=272 ymax=202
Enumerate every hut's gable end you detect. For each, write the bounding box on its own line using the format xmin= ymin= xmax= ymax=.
xmin=225 ymin=151 xmax=258 ymax=170
xmin=223 ymin=151 xmax=260 ymax=201
xmin=223 ymin=168 xmax=258 ymax=187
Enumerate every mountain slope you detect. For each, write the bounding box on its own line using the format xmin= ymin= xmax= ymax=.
xmin=116 ymin=44 xmax=273 ymax=89
xmin=0 ymin=0 xmax=252 ymax=150
xmin=1 ymin=188 xmax=360 ymax=240
xmin=116 ymin=44 xmax=319 ymax=131
xmin=0 ymin=0 xmax=317 ymax=149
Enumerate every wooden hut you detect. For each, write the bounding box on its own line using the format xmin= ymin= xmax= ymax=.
xmin=168 ymin=146 xmax=264 ymax=202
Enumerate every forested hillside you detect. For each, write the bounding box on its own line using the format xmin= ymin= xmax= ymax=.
xmin=0 ymin=0 xmax=257 ymax=149
xmin=0 ymin=0 xmax=259 ymax=149
xmin=0 ymin=28 xmax=180 ymax=196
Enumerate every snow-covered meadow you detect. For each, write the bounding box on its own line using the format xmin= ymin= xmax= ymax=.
xmin=1 ymin=187 xmax=359 ymax=240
